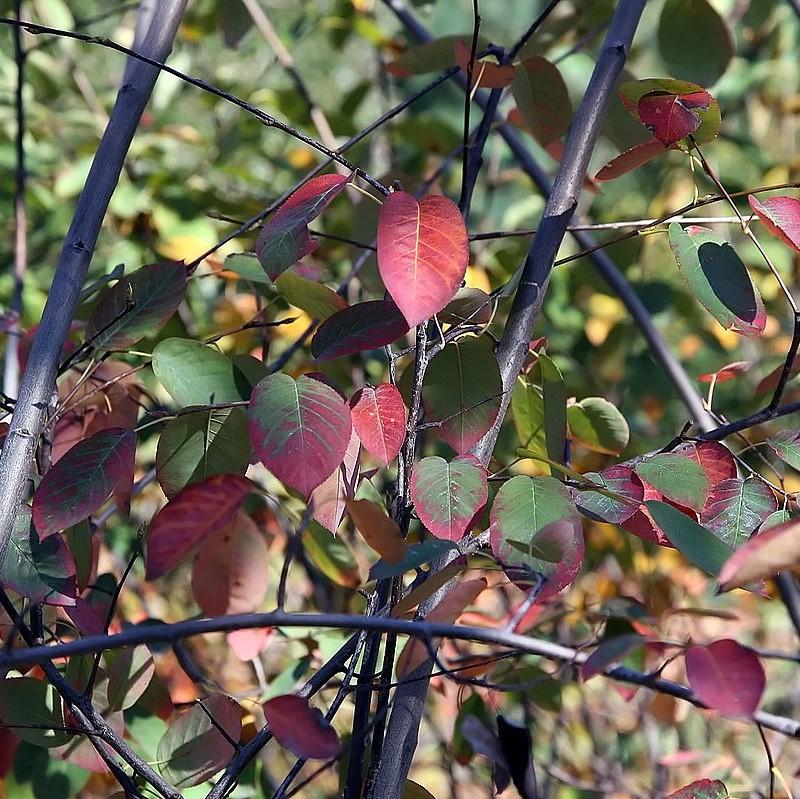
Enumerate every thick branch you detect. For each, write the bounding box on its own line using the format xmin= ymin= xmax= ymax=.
xmin=0 ymin=2 xmax=188 ymax=566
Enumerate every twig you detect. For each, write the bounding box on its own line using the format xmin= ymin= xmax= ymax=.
xmin=457 ymin=0 xmax=481 ymax=215
xmin=507 ymin=0 xmax=565 ymax=61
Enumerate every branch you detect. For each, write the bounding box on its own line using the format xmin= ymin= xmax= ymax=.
xmin=0 ymin=3 xmax=188 ymax=565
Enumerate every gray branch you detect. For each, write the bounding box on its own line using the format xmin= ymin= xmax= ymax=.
xmin=0 ymin=0 xmax=188 ymax=568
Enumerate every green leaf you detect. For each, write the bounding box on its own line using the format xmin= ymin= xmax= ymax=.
xmin=4 ymin=742 xmax=91 ymax=798
xmin=635 ymin=452 xmax=709 ymax=511
xmin=274 ymin=271 xmax=347 ymax=320
xmin=658 ymin=0 xmax=733 ymax=88
xmin=0 ymin=677 xmax=72 ymax=748
xmin=510 ymin=56 xmax=572 ymax=147
xmin=156 ymin=408 xmax=251 ymax=499
xmin=700 ymin=477 xmax=777 ymax=549
xmin=511 ymin=378 xmax=546 ymax=460
xmin=386 ymin=34 xmax=488 ymax=76
xmin=85 ymin=262 xmax=186 ymax=350
xmin=152 ymin=338 xmax=259 ymax=407
xmin=302 ymin=522 xmax=361 ymax=588
xmin=767 ymin=429 xmax=800 ymax=470
xmin=646 ymin=500 xmax=733 ymax=576
xmin=567 ymin=397 xmax=629 ymax=455
xmin=223 ymin=253 xmax=276 ymax=286
xmin=369 ymin=538 xmax=459 ymax=580
xmin=538 ymin=354 xmax=567 ymax=475
xmin=668 ymin=224 xmax=765 ymax=337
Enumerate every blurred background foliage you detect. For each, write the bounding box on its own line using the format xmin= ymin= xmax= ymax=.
xmin=2 ymin=1 xmax=800 ymax=797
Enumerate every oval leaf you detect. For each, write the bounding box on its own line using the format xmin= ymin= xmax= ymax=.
xmin=672 ymin=440 xmax=737 ymax=486
xmin=635 ymin=452 xmax=709 ymax=512
xmin=767 ymin=428 xmax=800 ymax=471
xmin=719 ymin=519 xmax=800 ymax=591
xmin=666 ymin=780 xmax=729 ymax=799
xmin=595 ymin=139 xmax=667 ymax=181
xmin=263 ymin=694 xmax=340 ymax=760
xmin=33 ymin=428 xmax=135 ymax=537
xmin=302 ymin=522 xmax=361 ymax=588
xmin=311 ymin=300 xmax=410 ymax=361
xmin=346 ymin=498 xmax=407 ymax=564
xmin=567 ymin=397 xmax=629 ymax=455
xmin=510 ymin=56 xmax=572 ymax=147
xmin=256 ymin=174 xmax=350 ymax=279
xmin=157 ymin=695 xmax=242 ymax=788
xmin=377 ymin=191 xmax=468 ymax=327
xmin=350 ymin=384 xmax=407 ymax=465
xmin=685 ymin=640 xmax=765 ymax=717
xmin=0 ymin=678 xmax=71 ymax=748
xmin=576 ymin=466 xmax=643 ymax=525
xmin=668 ymin=224 xmax=765 ymax=337
xmin=248 ymin=373 xmax=351 ymax=497
xmin=275 ymin=270 xmax=348 ymax=320
xmin=146 ymin=474 xmax=253 ymax=580
xmin=454 ymin=38 xmax=514 ymax=89
xmin=700 ymin=477 xmax=777 ymax=549
xmin=410 ymin=455 xmax=488 ymax=541
xmin=749 ymin=194 xmax=800 ymax=253
xmin=85 ymin=261 xmax=186 ymax=350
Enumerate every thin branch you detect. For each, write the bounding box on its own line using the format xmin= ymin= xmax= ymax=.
xmin=507 ymin=0 xmax=565 ymax=61
xmin=457 ymin=0 xmax=481 ymax=215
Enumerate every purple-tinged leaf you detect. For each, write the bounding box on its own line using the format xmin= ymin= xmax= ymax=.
xmin=247 ymin=373 xmax=352 ymax=497
xmin=0 ymin=677 xmax=71 ymax=748
xmin=32 ymin=428 xmax=135 ymax=537
xmin=767 ymin=428 xmax=800 ymax=471
xmin=350 ymin=384 xmax=407 ymax=465
xmin=672 ymin=440 xmax=737 ymax=486
xmin=410 ymin=455 xmax=488 ymax=541
xmin=666 ymin=779 xmax=729 ymax=799
xmin=635 ymin=452 xmax=709 ymax=512
xmin=581 ymin=634 xmax=645 ymax=680
xmin=749 ymin=194 xmax=800 ymax=253
xmin=637 ymin=90 xmax=712 ymax=146
xmin=105 ymin=646 xmax=155 ymax=711
xmin=576 ymin=466 xmax=643 ymax=525
xmin=700 ymin=477 xmax=777 ymax=548
xmin=311 ymin=300 xmax=409 ymax=361
xmin=263 ymin=694 xmax=341 ymax=760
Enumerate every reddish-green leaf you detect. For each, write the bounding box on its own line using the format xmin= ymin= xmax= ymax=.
xmin=666 ymin=780 xmax=729 ymax=799
xmin=454 ymin=38 xmax=514 ymax=88
xmin=347 ymin=498 xmax=407 ymax=563
xmin=33 ymin=428 xmax=136 ymax=537
xmin=1 ymin=507 xmax=76 ymax=605
xmin=263 ymin=694 xmax=340 ymax=760
xmin=247 ymin=373 xmax=351 ymax=497
xmin=156 ymin=408 xmax=251 ymax=499
xmin=490 ymin=475 xmax=583 ymax=597
xmin=311 ymin=300 xmax=409 ymax=360
xmin=749 ymin=194 xmax=800 ymax=253
xmin=697 ymin=360 xmax=751 ymax=383
xmin=410 ymin=455 xmax=488 ymax=542
xmin=104 ymin=646 xmax=155 ymax=711
xmin=256 ymin=174 xmax=350 ymax=279
xmin=85 ymin=261 xmax=186 ymax=350
xmin=576 ymin=466 xmax=643 ymax=525
xmin=310 ymin=428 xmax=361 ymax=533
xmin=146 ymin=474 xmax=253 ymax=580
xmin=510 ymin=56 xmax=572 ymax=147
xmin=768 ymin=428 xmax=800 ymax=470
xmin=350 ymin=384 xmax=407 ymax=465
xmin=386 ymin=34 xmax=488 ymax=77
xmin=377 ymin=191 xmax=469 ymax=327
xmin=638 ymin=90 xmax=713 ymax=146
xmin=191 ymin=511 xmax=269 ymax=616
xmin=157 ymin=695 xmax=242 ymax=787
xmin=673 ymin=440 xmax=737 ymax=486
xmin=635 ymin=453 xmax=709 ymax=512
xmin=595 ymin=139 xmax=667 ymax=181
xmin=757 ymin=359 xmax=800 ymax=396
xmin=302 ymin=522 xmax=362 ymax=588
xmin=422 ymin=337 xmax=502 ymax=453
xmin=685 ymin=639 xmax=765 ymax=717
xmin=700 ymin=477 xmax=777 ymax=548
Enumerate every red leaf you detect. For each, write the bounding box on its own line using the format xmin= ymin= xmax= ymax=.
xmin=146 ymin=474 xmax=253 ymax=580
xmin=666 ymin=779 xmax=729 ymax=799
xmin=637 ymin=90 xmax=712 ymax=146
xmin=748 ymin=194 xmax=800 ymax=253
xmin=227 ymin=628 xmax=273 ymax=661
xmin=65 ymin=597 xmax=106 ymax=636
xmin=576 ymin=465 xmax=644 ymax=525
xmin=350 ymin=384 xmax=408 ymax=465
xmin=191 ymin=511 xmax=269 ymax=616
xmin=310 ymin=428 xmax=361 ymax=533
xmin=685 ymin=639 xmax=765 ymax=717
xmin=757 ymin=358 xmax=800 ymax=396
xmin=377 ymin=191 xmax=469 ymax=327
xmin=454 ymin=39 xmax=514 ymax=89
xmin=697 ymin=360 xmax=751 ymax=383
xmin=0 ymin=728 xmax=19 ymax=777
xmin=256 ymin=174 xmax=350 ymax=279
xmin=311 ymin=300 xmax=410 ymax=361
xmin=263 ymin=695 xmax=341 ymax=760
xmin=595 ymin=138 xmax=667 ymax=181
xmin=33 ymin=428 xmax=136 ymax=537
xmin=247 ymin=374 xmax=352 ymax=497
xmin=672 ymin=440 xmax=737 ymax=487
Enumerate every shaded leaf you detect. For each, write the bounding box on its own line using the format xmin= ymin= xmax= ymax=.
xmin=302 ymin=522 xmax=361 ymax=588
xmin=685 ymin=639 xmax=765 ymax=717
xmin=749 ymin=194 xmax=800 ymax=253
xmin=0 ymin=678 xmax=71 ymax=748
xmin=386 ymin=34 xmax=488 ymax=76
xmin=146 ymin=474 xmax=253 ymax=580
xmin=567 ymin=397 xmax=629 ymax=455
xmin=256 ymin=173 xmax=350 ymax=279
xmin=274 ymin=270 xmax=348 ymax=320
xmin=539 ymin=354 xmax=567 ymax=472
xmin=507 ymin=519 xmax=575 ymax=564
xmin=248 ymin=373 xmax=351 ymax=497
xmin=310 ymin=428 xmax=361 ymax=533
xmin=700 ymin=477 xmax=777 ymax=548
xmin=581 ymin=634 xmax=645 ymax=681
xmin=767 ymin=428 xmax=800 ymax=471
xmin=105 ymin=646 xmax=155 ymax=711
xmin=510 ymin=57 xmax=571 ymax=147
xmin=157 ymin=695 xmax=241 ymax=788
xmin=576 ymin=466 xmax=643 ymax=525
xmin=85 ymin=261 xmax=186 ymax=350
xmin=666 ymin=780 xmax=729 ymax=799
xmin=595 ymin=138 xmax=667 ymax=181
xmin=263 ymin=695 xmax=340 ymax=760
xmin=697 ymin=360 xmax=751 ymax=383
xmin=33 ymin=428 xmax=135 ymax=537
xmin=347 ymin=498 xmax=407 ymax=563
xmin=635 ymin=452 xmax=709 ymax=512
xmin=668 ymin=223 xmax=765 ymax=337
xmin=377 ymin=191 xmax=469 ymax=327
xmin=311 ymin=300 xmax=409 ymax=360
xmin=511 ymin=377 xmax=547 ymax=465
xmin=422 ymin=337 xmax=502 ymax=454
xmin=369 ymin=538 xmax=459 ymax=580
xmin=350 ymin=384 xmax=407 ymax=465
xmin=454 ymin=38 xmax=514 ymax=88
xmin=440 ymin=287 xmax=494 ymax=326
xmin=410 ymin=455 xmax=488 ymax=542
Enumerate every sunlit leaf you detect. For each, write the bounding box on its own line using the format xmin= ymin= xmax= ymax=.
xmin=595 ymin=139 xmax=667 ymax=181
xmin=274 ymin=270 xmax=348 ymax=320
xmin=377 ymin=191 xmax=469 ymax=327
xmin=672 ymin=440 xmax=737 ymax=486
xmin=697 ymin=360 xmax=751 ymax=383
xmin=576 ymin=466 xmax=643 ymax=525
xmin=302 ymin=522 xmax=361 ymax=588
xmin=749 ymin=194 xmax=800 ymax=253
xmin=635 ymin=452 xmax=709 ymax=512
xmin=311 ymin=300 xmax=409 ymax=360
xmin=310 ymin=428 xmax=361 ymax=533
xmin=719 ymin=519 xmax=800 ymax=591
xmin=247 ymin=373 xmax=351 ymax=497
xmin=350 ymin=384 xmax=407 ymax=465
xmin=33 ymin=428 xmax=136 ymax=537
xmin=410 ymin=455 xmax=488 ymax=542
xmin=146 ymin=474 xmax=253 ymax=580
xmin=567 ymin=397 xmax=629 ymax=455
xmin=263 ymin=694 xmax=340 ymax=760
xmin=700 ymin=477 xmax=777 ymax=548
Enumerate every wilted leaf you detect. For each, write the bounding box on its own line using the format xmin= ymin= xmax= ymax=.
xmin=749 ymin=194 xmax=800 ymax=253
xmin=247 ymin=373 xmax=351 ymax=497
xmin=377 ymin=191 xmax=469 ymax=327
xmin=263 ymin=694 xmax=340 ymax=759
xmin=410 ymin=455 xmax=488 ymax=541
xmin=311 ymin=300 xmax=409 ymax=360
xmin=33 ymin=428 xmax=135 ymax=537
xmin=146 ymin=474 xmax=253 ymax=580
xmin=157 ymin=695 xmax=242 ymax=787
xmin=350 ymin=384 xmax=407 ymax=465
xmin=510 ymin=56 xmax=571 ymax=147
xmin=567 ymin=397 xmax=629 ymax=455
xmin=685 ymin=639 xmax=764 ymax=717
xmin=347 ymin=498 xmax=407 ymax=563
xmin=668 ymin=224 xmax=765 ymax=337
